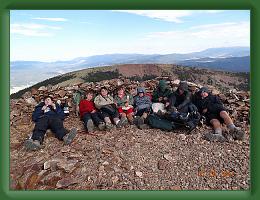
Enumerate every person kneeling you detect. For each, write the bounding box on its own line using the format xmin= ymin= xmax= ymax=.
xmin=24 ymin=96 xmax=77 ymax=151
xmin=79 ymin=90 xmax=106 ymax=133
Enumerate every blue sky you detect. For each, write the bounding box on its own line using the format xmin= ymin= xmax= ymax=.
xmin=10 ymin=10 xmax=250 ymax=62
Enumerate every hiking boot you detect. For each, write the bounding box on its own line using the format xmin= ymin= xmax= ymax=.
xmin=119 ymin=117 xmax=128 ymax=127
xmin=24 ymin=139 xmax=42 ymax=151
xmin=105 ymin=122 xmax=114 ymax=130
xmin=133 ymin=116 xmax=141 ymax=126
xmin=186 ymin=121 xmax=196 ymax=132
xmin=203 ymin=132 xmax=227 ymax=143
xmin=138 ymin=124 xmax=150 ymax=130
xmin=229 ymin=127 xmax=245 ymax=140
xmin=86 ymin=120 xmax=94 ymax=133
xmin=63 ymin=128 xmax=77 ymax=145
xmin=98 ymin=122 xmax=106 ymax=131
xmin=137 ymin=117 xmax=145 ymax=127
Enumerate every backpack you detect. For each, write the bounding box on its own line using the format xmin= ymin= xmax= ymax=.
xmin=72 ymin=90 xmax=85 ymax=105
xmin=147 ymin=114 xmax=175 ymax=131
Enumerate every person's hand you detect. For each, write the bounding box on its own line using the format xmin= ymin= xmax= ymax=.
xmin=158 ymin=97 xmax=163 ymax=102
xmin=51 ymin=103 xmax=56 ymax=109
xmin=165 ymin=102 xmax=170 ymax=107
xmin=202 ymin=108 xmax=208 ymax=113
xmin=42 ymin=105 xmax=48 ymax=111
xmin=91 ymin=110 xmax=96 ymax=113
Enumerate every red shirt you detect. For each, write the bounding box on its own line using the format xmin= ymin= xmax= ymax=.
xmin=79 ymin=99 xmax=96 ymax=118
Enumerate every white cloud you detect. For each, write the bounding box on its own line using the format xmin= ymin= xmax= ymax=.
xmin=113 ymin=10 xmax=193 ymax=23
xmin=32 ymin=17 xmax=68 ymax=22
xmin=133 ymin=21 xmax=250 ymax=54
xmin=113 ymin=10 xmax=227 ymax=23
xmin=204 ymin=10 xmax=225 ymax=14
xmin=11 ymin=23 xmax=62 ymax=37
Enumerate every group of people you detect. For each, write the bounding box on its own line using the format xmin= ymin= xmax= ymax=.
xmin=24 ymin=80 xmax=245 ymax=151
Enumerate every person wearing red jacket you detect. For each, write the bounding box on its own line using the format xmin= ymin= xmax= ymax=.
xmin=79 ymin=90 xmax=105 ymax=133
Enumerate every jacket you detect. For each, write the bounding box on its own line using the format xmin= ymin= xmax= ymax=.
xmin=94 ymin=94 xmax=114 ymax=109
xmin=152 ymin=80 xmax=172 ymax=102
xmin=192 ymin=92 xmax=224 ymax=114
xmin=79 ymin=99 xmax=96 ymax=118
xmin=168 ymin=89 xmax=191 ymax=111
xmin=134 ymin=95 xmax=152 ymax=111
xmin=114 ymin=93 xmax=134 ymax=107
xmin=32 ymin=102 xmax=65 ymax=122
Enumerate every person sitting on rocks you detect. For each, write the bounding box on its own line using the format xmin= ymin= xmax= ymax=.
xmin=152 ymin=80 xmax=172 ymax=115
xmin=166 ymin=81 xmax=200 ymax=131
xmin=94 ymin=87 xmax=124 ymax=129
xmin=114 ymin=86 xmax=134 ymax=125
xmin=134 ymin=87 xmax=152 ymax=128
xmin=152 ymin=80 xmax=172 ymax=103
xmin=193 ymin=87 xmax=244 ymax=142
xmin=79 ymin=90 xmax=106 ymax=133
xmin=24 ymin=96 xmax=77 ymax=151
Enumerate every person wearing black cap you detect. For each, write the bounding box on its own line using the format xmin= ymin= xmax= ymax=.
xmin=24 ymin=96 xmax=77 ymax=151
xmin=166 ymin=81 xmax=200 ymax=131
xmin=193 ymin=87 xmax=244 ymax=142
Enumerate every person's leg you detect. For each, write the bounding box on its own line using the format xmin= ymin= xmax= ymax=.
xmin=126 ymin=108 xmax=134 ymax=124
xmin=25 ymin=116 xmax=49 ymax=150
xmin=210 ymin=119 xmax=222 ymax=134
xmin=219 ymin=111 xmax=233 ymax=126
xmin=49 ymin=117 xmax=67 ymax=140
xmin=219 ymin=111 xmax=244 ymax=140
xmin=91 ymin=112 xmax=106 ymax=131
xmin=31 ymin=116 xmax=49 ymax=144
xmin=203 ymin=118 xmax=227 ymax=142
xmin=49 ymin=117 xmax=77 ymax=145
xmin=100 ymin=109 xmax=114 ymax=130
xmin=82 ymin=113 xmax=94 ymax=133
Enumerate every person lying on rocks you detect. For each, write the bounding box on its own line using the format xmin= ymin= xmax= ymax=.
xmin=114 ymin=86 xmax=134 ymax=125
xmin=152 ymin=80 xmax=172 ymax=115
xmin=192 ymin=87 xmax=244 ymax=142
xmin=94 ymin=87 xmax=125 ymax=129
xmin=134 ymin=87 xmax=152 ymax=129
xmin=79 ymin=90 xmax=106 ymax=133
xmin=24 ymin=96 xmax=77 ymax=151
xmin=166 ymin=81 xmax=200 ymax=132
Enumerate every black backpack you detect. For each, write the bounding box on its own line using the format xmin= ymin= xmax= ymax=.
xmin=147 ymin=114 xmax=175 ymax=131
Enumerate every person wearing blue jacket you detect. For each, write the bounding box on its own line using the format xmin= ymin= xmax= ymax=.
xmin=24 ymin=96 xmax=77 ymax=151
xmin=134 ymin=87 xmax=152 ymax=128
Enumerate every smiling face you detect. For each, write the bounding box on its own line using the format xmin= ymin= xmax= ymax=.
xmin=86 ymin=92 xmax=94 ymax=101
xmin=101 ymin=88 xmax=108 ymax=97
xmin=44 ymin=97 xmax=53 ymax=106
xmin=118 ymin=88 xmax=124 ymax=96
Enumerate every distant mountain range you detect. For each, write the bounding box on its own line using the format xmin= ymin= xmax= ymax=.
xmin=10 ymin=46 xmax=250 ymax=94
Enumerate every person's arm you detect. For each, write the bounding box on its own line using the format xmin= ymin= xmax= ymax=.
xmin=55 ymin=103 xmax=65 ymax=120
xmin=128 ymin=94 xmax=134 ymax=106
xmin=177 ymin=92 xmax=191 ymax=110
xmin=152 ymin=90 xmax=160 ymax=102
xmin=114 ymin=95 xmax=120 ymax=107
xmin=32 ymin=102 xmax=44 ymax=122
xmin=94 ymin=95 xmax=102 ymax=109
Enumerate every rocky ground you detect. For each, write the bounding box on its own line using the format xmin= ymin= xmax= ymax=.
xmin=10 ymin=78 xmax=250 ymax=190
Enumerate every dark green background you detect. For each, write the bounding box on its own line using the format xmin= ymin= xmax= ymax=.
xmin=0 ymin=0 xmax=259 ymax=199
